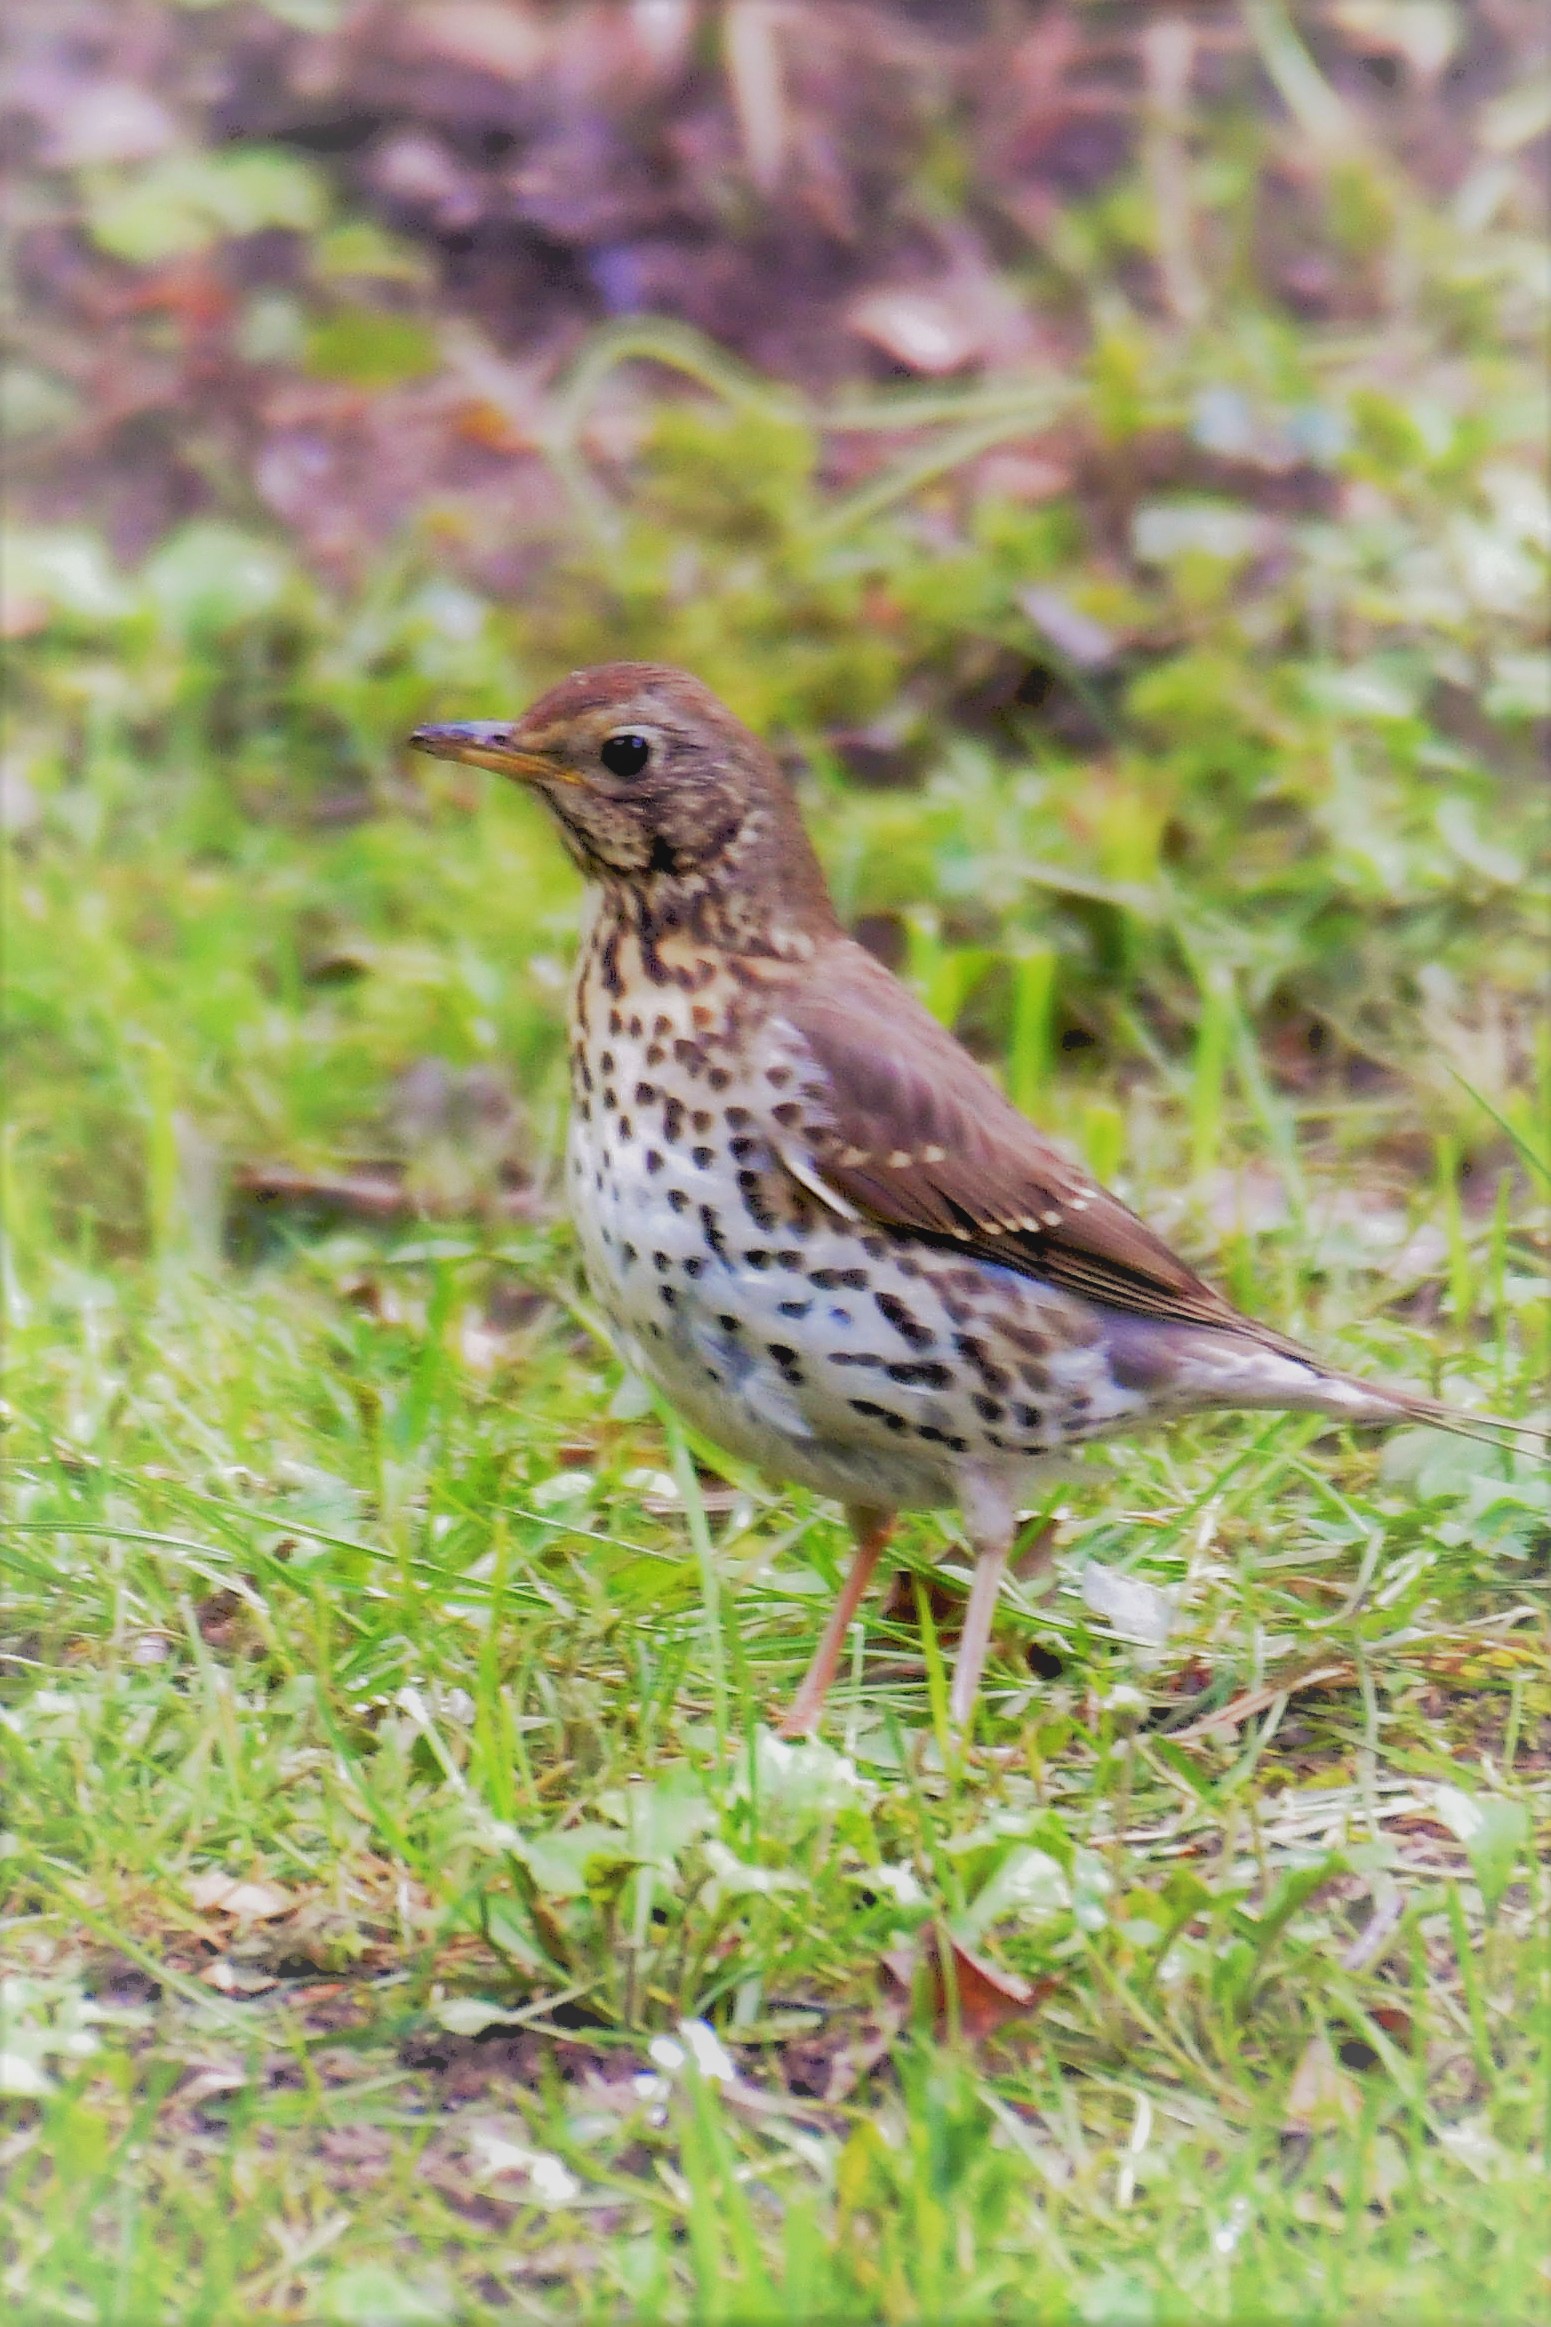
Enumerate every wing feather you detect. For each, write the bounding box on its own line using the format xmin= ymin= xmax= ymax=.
xmin=766 ymin=941 xmax=1302 ymax=1353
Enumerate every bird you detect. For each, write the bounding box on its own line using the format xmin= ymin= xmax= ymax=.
xmin=411 ymin=663 xmax=1543 ymax=1737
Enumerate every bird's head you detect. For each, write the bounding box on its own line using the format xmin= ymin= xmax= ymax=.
xmin=410 ymin=662 xmax=833 ymax=947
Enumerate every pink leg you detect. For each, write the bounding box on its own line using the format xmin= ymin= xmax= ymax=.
xmin=777 ymin=1508 xmax=893 ymax=1738
xmin=948 ymin=1536 xmax=1013 ymax=1731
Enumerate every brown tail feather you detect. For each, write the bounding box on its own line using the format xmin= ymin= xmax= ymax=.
xmin=1320 ymin=1372 xmax=1550 ymax=1456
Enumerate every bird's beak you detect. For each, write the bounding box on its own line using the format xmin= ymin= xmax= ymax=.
xmin=408 ymin=722 xmax=576 ymax=783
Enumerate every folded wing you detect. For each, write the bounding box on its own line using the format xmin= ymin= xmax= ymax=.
xmin=768 ymin=941 xmax=1303 ymax=1355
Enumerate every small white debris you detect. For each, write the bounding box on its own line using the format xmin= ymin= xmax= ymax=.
xmin=1211 ymin=2196 xmax=1251 ymax=2255
xmin=648 ymin=2019 xmax=737 ymax=2083
xmin=466 ymin=2123 xmax=581 ymax=2206
xmin=847 ymin=1862 xmax=926 ymax=1908
xmin=1080 ymin=1566 xmax=1179 ymax=1649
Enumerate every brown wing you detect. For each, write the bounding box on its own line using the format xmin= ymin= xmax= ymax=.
xmin=766 ymin=940 xmax=1298 ymax=1351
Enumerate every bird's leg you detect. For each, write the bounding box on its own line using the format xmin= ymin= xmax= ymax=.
xmin=947 ymin=1535 xmax=1013 ymax=1730
xmin=946 ymin=1471 xmax=1034 ymax=1732
xmin=777 ymin=1507 xmax=894 ymax=1739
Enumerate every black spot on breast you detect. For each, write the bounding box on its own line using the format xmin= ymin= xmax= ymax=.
xmin=659 ymin=1285 xmax=677 ymax=1308
xmin=861 ymin=1236 xmax=886 ymax=1261
xmin=692 ymin=1146 xmax=714 ymax=1169
xmin=653 ymin=1014 xmax=672 ymax=1037
xmin=645 ymin=1044 xmax=665 ymax=1068
xmin=998 ymin=1320 xmax=1051 ymax=1359
xmin=601 ymin=1050 xmax=615 ymax=1074
xmin=739 ymin=1172 xmax=778 ymax=1231
xmin=674 ymin=1040 xmax=706 ymax=1076
xmin=684 ymin=1255 xmax=706 ymax=1279
xmin=1014 ymin=1401 xmax=1043 ymax=1429
xmin=701 ymin=1206 xmax=726 ymax=1257
xmin=812 ymin=1267 xmax=868 ymax=1291
xmin=766 ymin=1066 xmax=791 ymax=1088
xmin=955 ymin=1334 xmax=1011 ymax=1393
xmin=730 ymin=1136 xmax=758 ymax=1163
xmin=849 ymin=1399 xmax=908 ymax=1435
xmin=725 ymin=1106 xmax=751 ymax=1129
xmin=718 ymin=1313 xmax=741 ymax=1333
xmin=772 ymin=1101 xmax=801 ymax=1128
xmin=691 ymin=1110 xmax=713 ymax=1134
xmin=886 ymin=1359 xmax=952 ymax=1387
xmin=621 ymin=1243 xmax=638 ymax=1267
xmin=663 ymin=1097 xmax=685 ymax=1142
xmin=653 ymin=1251 xmax=671 ymax=1272
xmin=875 ymin=1291 xmax=933 ymax=1348
xmin=972 ymin=1394 xmax=1003 ymax=1423
xmin=916 ymin=1425 xmax=969 ymax=1451
xmin=602 ymin=1087 xmax=618 ymax=1112
xmin=744 ymin=1249 xmax=772 ymax=1270
xmin=667 ymin=1187 xmax=689 ymax=1214
xmin=766 ymin=1342 xmax=803 ymax=1381
xmin=945 ymin=1267 xmax=989 ymax=1298
xmin=775 ymin=1249 xmax=803 ymax=1269
xmin=607 ymin=1009 xmax=622 ymax=1036
xmin=645 ymin=1148 xmax=664 ymax=1174
xmin=778 ymin=1299 xmax=811 ymax=1319
xmin=635 ymin=1081 xmax=655 ymax=1106
xmin=832 ymin=1351 xmax=882 ymax=1368
xmin=628 ymin=1014 xmax=643 ymax=1038
xmin=617 ymin=1116 xmax=633 ymax=1142
xmin=707 ymin=1066 xmax=731 ymax=1092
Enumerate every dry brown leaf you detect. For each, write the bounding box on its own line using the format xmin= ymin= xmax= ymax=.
xmin=186 ymin=1872 xmax=295 ymax=1921
xmin=200 ymin=1959 xmax=280 ymax=1995
xmin=1172 ymin=1664 xmax=1354 ymax=1742
xmin=883 ymin=1929 xmax=1059 ymax=2045
xmin=399 ymin=1 xmax=549 ymax=82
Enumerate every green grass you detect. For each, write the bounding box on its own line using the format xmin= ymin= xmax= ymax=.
xmin=5 ymin=54 xmax=1551 ymax=2327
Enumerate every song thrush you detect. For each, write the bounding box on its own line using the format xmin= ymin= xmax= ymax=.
xmin=412 ymin=664 xmax=1538 ymax=1734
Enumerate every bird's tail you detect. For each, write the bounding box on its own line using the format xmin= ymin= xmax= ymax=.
xmin=1311 ymin=1369 xmax=1550 ymax=1458
xmin=1123 ymin=1319 xmax=1550 ymax=1457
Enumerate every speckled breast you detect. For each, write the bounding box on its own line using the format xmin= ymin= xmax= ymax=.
xmin=562 ymin=903 xmax=1148 ymax=1510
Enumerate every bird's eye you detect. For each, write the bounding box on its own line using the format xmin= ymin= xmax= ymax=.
xmin=600 ymin=732 xmax=651 ymax=779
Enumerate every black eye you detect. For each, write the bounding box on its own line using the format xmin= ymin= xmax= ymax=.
xmin=600 ymin=732 xmax=651 ymax=779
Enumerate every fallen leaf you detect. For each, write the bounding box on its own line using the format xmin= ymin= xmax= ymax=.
xmin=399 ymin=0 xmax=549 ymax=82
xmin=884 ymin=1927 xmax=1059 ymax=2044
xmin=187 ymin=1872 xmax=295 ymax=1920
xmin=1172 ymin=1664 xmax=1354 ymax=1741
xmin=200 ymin=1959 xmax=280 ymax=1995
xmin=1284 ymin=2033 xmax=1361 ymax=2134
xmin=847 ymin=287 xmax=983 ymax=376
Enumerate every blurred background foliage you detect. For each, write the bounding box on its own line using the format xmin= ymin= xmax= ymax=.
xmin=4 ymin=8 xmax=1551 ymax=2321
xmin=5 ymin=0 xmax=1548 ymax=1276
